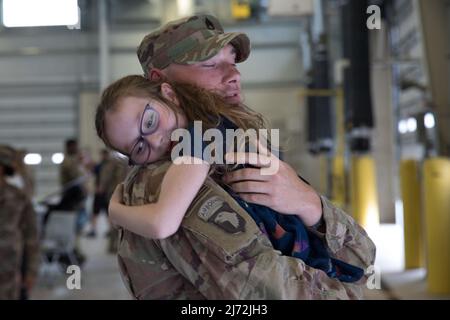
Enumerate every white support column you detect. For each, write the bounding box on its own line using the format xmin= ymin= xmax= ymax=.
xmin=98 ymin=0 xmax=109 ymax=92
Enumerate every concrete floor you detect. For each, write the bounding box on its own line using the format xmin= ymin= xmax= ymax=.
xmin=379 ymin=269 xmax=450 ymax=300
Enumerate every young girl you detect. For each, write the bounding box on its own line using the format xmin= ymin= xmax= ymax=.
xmin=95 ymin=75 xmax=363 ymax=282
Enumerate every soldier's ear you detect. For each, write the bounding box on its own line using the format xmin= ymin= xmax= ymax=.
xmin=160 ymin=83 xmax=179 ymax=105
xmin=149 ymin=68 xmax=164 ymax=81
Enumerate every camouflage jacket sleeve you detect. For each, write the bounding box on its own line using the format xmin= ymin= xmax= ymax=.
xmin=308 ymin=196 xmax=376 ymax=277
xmin=20 ymin=198 xmax=40 ymax=279
xmin=155 ymin=182 xmax=372 ymax=300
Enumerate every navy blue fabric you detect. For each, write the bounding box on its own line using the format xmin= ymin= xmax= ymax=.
xmin=183 ymin=117 xmax=364 ymax=282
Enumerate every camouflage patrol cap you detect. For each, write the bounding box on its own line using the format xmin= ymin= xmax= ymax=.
xmin=137 ymin=14 xmax=250 ymax=76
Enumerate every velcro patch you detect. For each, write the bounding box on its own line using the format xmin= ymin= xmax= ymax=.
xmin=198 ymin=196 xmax=246 ymax=234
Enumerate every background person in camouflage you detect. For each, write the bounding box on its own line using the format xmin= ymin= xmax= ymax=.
xmin=87 ymin=149 xmax=127 ymax=239
xmin=0 ymin=145 xmax=40 ymax=300
xmin=87 ymin=149 xmax=128 ymax=253
xmin=108 ymin=14 xmax=375 ymax=299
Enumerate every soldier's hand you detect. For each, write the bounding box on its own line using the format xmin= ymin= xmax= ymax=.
xmin=222 ymin=141 xmax=322 ymax=227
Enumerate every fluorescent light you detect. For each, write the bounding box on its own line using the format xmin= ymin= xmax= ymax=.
xmin=24 ymin=153 xmax=42 ymax=165
xmin=424 ymin=113 xmax=435 ymax=129
xmin=3 ymin=0 xmax=79 ymax=27
xmin=52 ymin=153 xmax=64 ymax=164
xmin=406 ymin=117 xmax=417 ymax=133
xmin=177 ymin=0 xmax=194 ymax=17
xmin=398 ymin=120 xmax=408 ymax=134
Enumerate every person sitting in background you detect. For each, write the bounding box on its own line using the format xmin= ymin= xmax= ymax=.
xmin=42 ymin=139 xmax=88 ymax=267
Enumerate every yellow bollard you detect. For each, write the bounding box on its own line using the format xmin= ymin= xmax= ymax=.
xmin=332 ymin=88 xmax=346 ymax=210
xmin=231 ymin=0 xmax=251 ymax=20
xmin=400 ymin=159 xmax=425 ymax=269
xmin=423 ymin=157 xmax=450 ymax=295
xmin=350 ymin=155 xmax=380 ymax=232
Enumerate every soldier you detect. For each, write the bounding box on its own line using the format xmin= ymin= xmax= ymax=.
xmin=0 ymin=145 xmax=40 ymax=300
xmin=13 ymin=148 xmax=35 ymax=197
xmin=99 ymin=153 xmax=128 ymax=253
xmin=59 ymin=139 xmax=88 ymax=218
xmin=108 ymin=14 xmax=376 ymax=299
xmin=87 ymin=149 xmax=110 ymax=238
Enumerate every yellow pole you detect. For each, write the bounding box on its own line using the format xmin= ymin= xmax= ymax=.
xmin=423 ymin=157 xmax=450 ymax=294
xmin=331 ymin=88 xmax=346 ymax=209
xmin=231 ymin=0 xmax=251 ymax=19
xmin=400 ymin=159 xmax=425 ymax=269
xmin=350 ymin=155 xmax=380 ymax=232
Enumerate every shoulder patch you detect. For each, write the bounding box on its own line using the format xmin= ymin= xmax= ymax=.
xmin=198 ymin=196 xmax=246 ymax=234
xmin=181 ymin=178 xmax=260 ymax=261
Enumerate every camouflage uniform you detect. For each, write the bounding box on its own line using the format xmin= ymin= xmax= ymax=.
xmin=0 ymin=146 xmax=40 ymax=300
xmin=117 ymin=161 xmax=376 ymax=300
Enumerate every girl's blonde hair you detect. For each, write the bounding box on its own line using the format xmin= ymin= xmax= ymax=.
xmin=96 ymin=75 xmax=269 ymax=152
